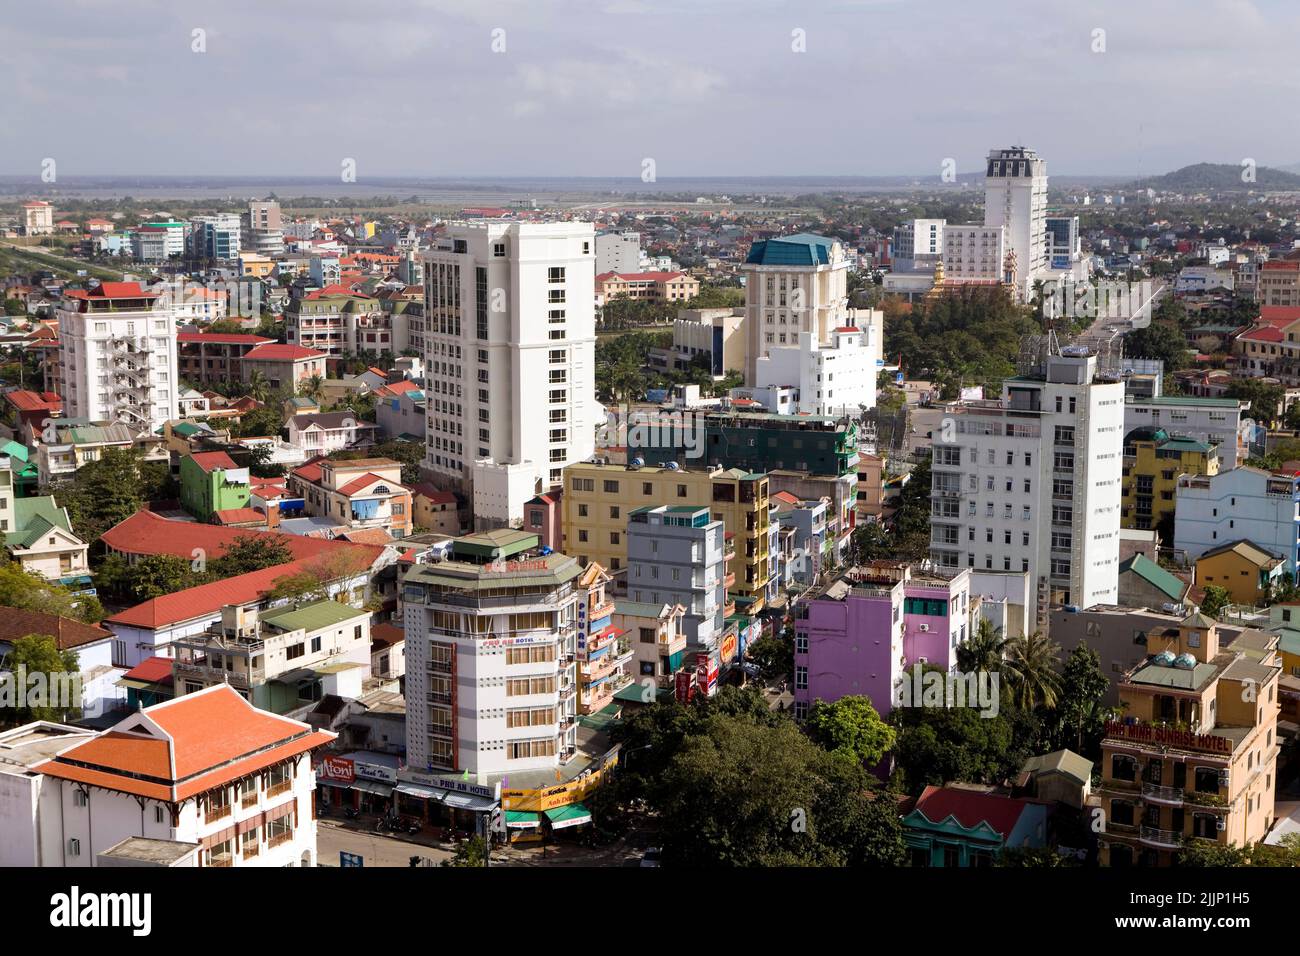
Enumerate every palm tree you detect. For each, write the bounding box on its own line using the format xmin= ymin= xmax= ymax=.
xmin=957 ymin=618 xmax=1009 ymax=673
xmin=300 ymin=373 xmax=325 ymax=404
xmin=246 ymin=369 xmax=271 ymax=404
xmin=1002 ymin=630 xmax=1063 ymax=711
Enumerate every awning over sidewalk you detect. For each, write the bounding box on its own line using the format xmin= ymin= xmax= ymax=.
xmin=505 ymin=811 xmax=541 ymax=829
xmin=395 ymin=782 xmax=444 ymax=800
xmin=544 ymin=803 xmax=592 ymax=830
xmin=442 ymin=791 xmax=498 ymax=812
xmin=352 ymin=781 xmax=394 ymax=798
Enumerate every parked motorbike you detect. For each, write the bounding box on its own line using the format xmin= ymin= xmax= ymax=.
xmin=344 ymin=806 xmax=360 ymax=820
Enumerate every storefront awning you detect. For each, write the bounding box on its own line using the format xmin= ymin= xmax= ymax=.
xmin=317 ymin=778 xmax=352 ymax=790
xmin=505 ymin=811 xmax=541 ymax=829
xmin=396 ymin=782 xmax=444 ymax=800
xmin=544 ymin=803 xmax=592 ymax=830
xmin=442 ymin=791 xmax=498 ymax=812
xmin=353 ymin=781 xmax=394 ymax=797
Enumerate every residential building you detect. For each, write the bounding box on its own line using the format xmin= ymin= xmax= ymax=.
xmin=1019 ymin=749 xmax=1093 ymax=810
xmin=401 ymin=529 xmax=580 ymax=776
xmin=772 ymin=492 xmax=828 ymax=585
xmin=240 ymin=343 xmax=328 ymax=392
xmin=626 ymin=505 xmax=727 ymax=651
xmin=22 ymin=201 xmax=54 ymax=236
xmin=0 ymin=607 xmax=121 ymax=718
xmin=286 ymin=412 xmax=378 ymax=455
xmin=1174 ymin=467 xmax=1300 ymax=573
xmin=57 ymin=282 xmax=181 ymax=432
xmin=594 ymin=230 xmax=641 ymax=274
xmin=374 ymin=379 xmax=426 ymax=442
xmin=34 ymin=422 xmax=137 ymax=486
xmin=421 ymin=221 xmax=599 ymax=526
xmin=172 ymin=600 xmax=371 ymax=714
xmin=23 ymin=685 xmax=334 ymax=867
xmin=638 ymin=409 xmax=860 ymax=478
xmin=288 ymin=457 xmax=413 ymax=537
xmin=1194 ymin=539 xmax=1285 ymax=606
xmin=412 ymin=483 xmax=461 ymax=536
xmin=561 ymin=461 xmax=771 ymax=612
xmin=1 ymin=461 xmax=90 ymax=585
xmin=575 ymin=563 xmax=631 ymax=715
xmin=902 ymin=785 xmax=1048 ymax=867
xmin=284 ymin=286 xmax=384 ymax=356
xmin=741 ymin=232 xmax=862 ymax=380
xmin=179 ymin=451 xmax=251 ymax=523
xmin=891 ymin=218 xmax=945 ymax=273
xmin=1123 ymin=395 xmax=1245 ymax=469
xmin=595 ymin=270 xmax=700 ymax=306
xmin=1256 ymin=259 xmax=1300 ymax=308
xmin=177 ymin=332 xmax=274 ymax=386
xmin=245 ymin=199 xmax=284 ymax=257
xmin=793 ymin=563 xmax=973 ymax=720
xmin=942 ymin=224 xmax=1008 ymax=282
xmin=982 ymin=145 xmax=1049 ymax=296
xmin=1120 ymin=427 xmax=1218 ymax=535
xmin=753 ymin=322 xmax=882 ymax=416
xmin=930 ymin=345 xmax=1125 ymax=629
xmin=613 ymin=600 xmax=686 ymax=690
xmin=188 ymin=214 xmax=242 ymax=262
xmin=663 ymin=307 xmax=747 ymax=376
xmin=1098 ymin=613 xmax=1280 ymax=866
xmin=521 ymin=490 xmax=561 ymax=550
xmin=1117 ymin=553 xmax=1190 ymax=610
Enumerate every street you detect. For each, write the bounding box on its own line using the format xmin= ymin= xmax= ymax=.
xmin=317 ymin=819 xmax=455 ymax=868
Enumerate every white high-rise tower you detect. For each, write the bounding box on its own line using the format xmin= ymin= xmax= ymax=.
xmin=983 ymin=146 xmax=1048 ymax=296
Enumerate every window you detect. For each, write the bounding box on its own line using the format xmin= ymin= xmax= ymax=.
xmin=794 ymin=666 xmax=808 ymax=690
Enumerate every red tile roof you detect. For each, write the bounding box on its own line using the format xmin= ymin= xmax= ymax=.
xmin=1240 ymin=325 xmax=1284 ymax=343
xmin=190 ymin=451 xmax=239 ymax=473
xmin=214 ymin=508 xmax=267 ymax=525
xmin=337 ymin=528 xmax=396 ymax=546
xmin=35 ymin=686 xmax=336 ymax=801
xmin=91 ymin=281 xmax=156 ymax=299
xmin=336 ymin=472 xmax=398 ymax=497
xmin=0 ymin=606 xmax=112 ymax=651
xmin=1258 ymin=306 xmax=1300 ymax=326
xmin=411 ymin=483 xmax=456 ymax=505
xmin=177 ymin=331 xmax=273 ymax=346
xmin=122 ymin=656 xmax=174 ymax=685
xmin=101 ymin=509 xmax=367 ymax=565
xmin=374 ymin=379 xmax=422 ymax=398
xmin=5 ymin=389 xmax=62 ymax=412
xmin=596 ymin=270 xmax=689 ymax=283
xmin=371 ymin=622 xmax=405 ymax=649
xmin=909 ymin=785 xmax=1037 ymax=839
xmin=305 ymin=284 xmax=373 ymax=300
xmin=243 ymin=343 xmax=326 ymax=361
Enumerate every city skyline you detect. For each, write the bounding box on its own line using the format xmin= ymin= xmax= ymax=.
xmin=6 ymin=0 xmax=1300 ymax=178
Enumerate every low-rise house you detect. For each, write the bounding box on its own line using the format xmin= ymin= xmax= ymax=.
xmin=613 ymin=600 xmax=687 ymax=688
xmin=373 ymin=379 xmax=425 ymax=441
xmin=522 ymin=490 xmax=561 ymax=550
xmin=2 ymin=480 xmax=91 ymax=586
xmin=287 ymin=412 xmax=378 ymax=456
xmin=19 ymin=686 xmax=335 ymax=867
xmin=180 ymin=451 xmax=251 ymax=523
xmin=240 ymin=343 xmax=328 ymax=392
xmin=172 ymin=599 xmax=372 ymax=715
xmin=413 ymin=483 xmax=461 ymax=536
xmin=370 ymin=622 xmax=405 ymax=680
xmin=176 ymin=332 xmax=274 ymax=386
xmin=289 ymin=457 xmax=412 ymax=537
xmin=1117 ymin=553 xmax=1190 ymax=610
xmin=0 ymin=607 xmax=122 ymax=719
xmin=901 ymin=785 xmax=1048 ymax=866
xmin=34 ymin=422 xmax=156 ymax=486
xmin=1195 ymin=539 xmax=1286 ymax=606
xmin=1017 ymin=749 xmax=1093 ymax=811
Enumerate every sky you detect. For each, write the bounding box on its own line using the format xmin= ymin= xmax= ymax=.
xmin=3 ymin=0 xmax=1298 ymax=179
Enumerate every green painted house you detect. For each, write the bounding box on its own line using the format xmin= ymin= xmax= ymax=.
xmin=179 ymin=450 xmax=251 ymax=522
xmin=902 ymin=785 xmax=1048 ymax=867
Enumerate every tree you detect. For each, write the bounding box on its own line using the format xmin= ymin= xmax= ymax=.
xmin=1175 ymin=840 xmax=1251 ymax=867
xmin=1226 ymin=378 xmax=1284 ymax=425
xmin=851 ymin=521 xmax=893 ymax=562
xmin=746 ymin=629 xmax=793 ymax=682
xmin=1002 ymin=631 xmax=1063 ymax=711
xmin=957 ymin=618 xmax=1009 ymax=673
xmin=0 ymin=562 xmax=103 ymax=623
xmin=441 ymin=834 xmax=488 ymax=867
xmin=1123 ymin=323 xmax=1191 ymax=371
xmin=1052 ymin=644 xmax=1111 ymax=757
xmin=245 ymin=370 xmax=271 ymax=404
xmin=997 ymin=847 xmax=1077 ymax=867
xmin=237 ymin=406 xmax=285 ymax=440
xmin=210 ymin=533 xmax=293 ymax=577
xmin=890 ymin=459 xmax=932 ymax=560
xmin=805 ymin=696 xmax=895 ymax=767
xmin=300 ymin=373 xmax=326 ymax=403
xmin=52 ymin=448 xmax=156 ymax=545
xmin=890 ymin=704 xmax=1022 ymax=791
xmin=5 ymin=634 xmax=80 ymax=723
xmin=1199 ymin=585 xmax=1231 ymax=618
xmin=120 ymin=554 xmax=198 ymax=601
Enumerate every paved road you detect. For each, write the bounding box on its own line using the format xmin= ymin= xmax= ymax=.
xmin=317 ymin=819 xmax=455 ymax=868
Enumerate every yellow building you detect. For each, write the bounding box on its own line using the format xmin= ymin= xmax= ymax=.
xmin=561 ymin=461 xmax=770 ymax=612
xmin=1120 ymin=427 xmax=1218 ymax=535
xmin=1196 ymin=539 xmax=1285 ymax=606
xmin=1098 ymin=612 xmax=1281 ymax=867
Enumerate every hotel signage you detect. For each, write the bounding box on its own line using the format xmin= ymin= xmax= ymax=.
xmin=319 ymin=756 xmax=355 ymax=783
xmin=1104 ymin=721 xmax=1232 ymax=755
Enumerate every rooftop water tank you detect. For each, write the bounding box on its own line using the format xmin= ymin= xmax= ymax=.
xmin=1153 ymin=650 xmax=1176 ymax=666
xmin=1174 ymin=653 xmax=1197 ymax=670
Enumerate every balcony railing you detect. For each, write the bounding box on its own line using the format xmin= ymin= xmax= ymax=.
xmin=1142 ymin=783 xmax=1184 ymax=806
xmin=205 ymin=804 xmax=232 ymax=824
xmin=1139 ymin=826 xmax=1182 ymax=849
xmin=267 ymin=830 xmax=294 ymax=850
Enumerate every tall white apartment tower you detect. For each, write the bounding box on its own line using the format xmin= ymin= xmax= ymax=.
xmin=930 ymin=345 xmax=1124 ymax=629
xmin=422 ymin=221 xmax=598 ymax=529
xmin=402 ymin=530 xmax=580 ymax=777
xmin=983 ymin=146 xmax=1049 ymax=297
xmin=57 ymin=282 xmax=180 ymax=432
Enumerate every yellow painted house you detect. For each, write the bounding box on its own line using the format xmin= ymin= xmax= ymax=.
xmin=1121 ymin=427 xmax=1218 ymax=536
xmin=1195 ymin=539 xmax=1285 ymax=606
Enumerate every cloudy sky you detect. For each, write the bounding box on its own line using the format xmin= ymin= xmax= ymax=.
xmin=3 ymin=0 xmax=1296 ymax=179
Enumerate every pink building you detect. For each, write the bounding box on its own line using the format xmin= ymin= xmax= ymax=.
xmin=793 ymin=562 xmax=972 ymax=720
xmin=523 ymin=490 xmax=563 ymax=552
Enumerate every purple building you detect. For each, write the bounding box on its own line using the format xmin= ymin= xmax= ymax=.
xmin=793 ymin=562 xmax=972 ymax=719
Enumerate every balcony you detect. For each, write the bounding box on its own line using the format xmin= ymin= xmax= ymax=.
xmin=174 ymin=661 xmax=256 ymax=689
xmin=1142 ymin=783 xmax=1184 ymax=806
xmin=1139 ymin=826 xmax=1182 ymax=849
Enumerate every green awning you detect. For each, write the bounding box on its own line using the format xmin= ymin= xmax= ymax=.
xmin=579 ymin=701 xmax=621 ymax=731
xmin=614 ymin=683 xmax=653 ymax=703
xmin=505 ymin=811 xmax=541 ymax=829
xmin=544 ymin=803 xmax=592 ymax=830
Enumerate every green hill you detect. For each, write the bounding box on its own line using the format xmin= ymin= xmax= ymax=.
xmin=1133 ymin=162 xmax=1300 ymax=192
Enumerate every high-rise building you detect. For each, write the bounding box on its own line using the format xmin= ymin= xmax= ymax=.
xmin=401 ymin=529 xmax=580 ymax=776
xmin=188 ymin=214 xmax=242 ymax=262
xmin=422 ymin=221 xmax=598 ymax=528
xmin=982 ymin=146 xmax=1049 ymax=295
xmin=57 ymin=282 xmax=181 ymax=432
xmin=740 ymin=233 xmax=861 ymax=381
xmin=626 ymin=505 xmax=727 ymax=650
xmin=246 ymin=199 xmax=285 ymax=256
xmin=891 ymin=219 xmax=945 ymax=273
xmin=929 ymin=345 xmax=1124 ymax=628
xmin=595 ymin=230 xmax=641 ymax=274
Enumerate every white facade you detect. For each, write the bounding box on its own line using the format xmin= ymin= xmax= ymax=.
xmin=983 ymin=146 xmax=1049 ymax=296
xmin=943 ymin=224 xmax=1007 ymax=282
xmin=754 ymin=325 xmax=880 ymax=416
xmin=1173 ymin=467 xmax=1300 ymax=573
xmin=422 ymin=221 xmax=598 ymax=527
xmin=57 ymin=287 xmax=181 ymax=432
xmin=930 ymin=350 xmax=1125 ymax=628
xmin=402 ymin=544 xmax=580 ymax=777
xmin=892 ymin=218 xmax=945 ymax=272
xmin=625 ymin=506 xmax=726 ymax=649
xmin=595 ymin=230 xmax=641 ymax=274
xmin=1123 ymin=396 xmax=1246 ymax=469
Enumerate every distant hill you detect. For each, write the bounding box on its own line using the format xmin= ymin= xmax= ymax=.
xmin=1131 ymin=162 xmax=1300 ymax=192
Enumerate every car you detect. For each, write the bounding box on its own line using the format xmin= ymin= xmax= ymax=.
xmin=640 ymin=847 xmax=663 ymax=868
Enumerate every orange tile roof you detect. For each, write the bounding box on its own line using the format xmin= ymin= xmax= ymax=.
xmin=190 ymin=451 xmax=239 ymax=473
xmin=101 ymin=509 xmax=358 ymax=563
xmin=35 ymin=686 xmax=337 ymax=801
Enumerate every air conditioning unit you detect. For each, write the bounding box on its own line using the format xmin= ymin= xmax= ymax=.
xmin=1216 ymin=818 xmax=1226 ymax=832
xmin=918 ymin=623 xmax=930 ymax=632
